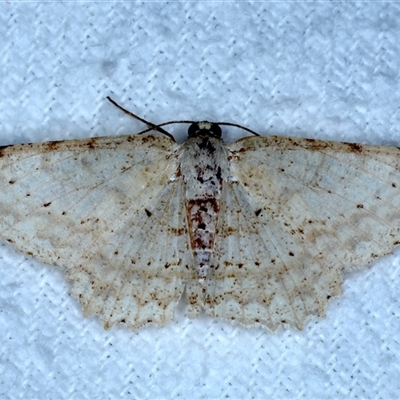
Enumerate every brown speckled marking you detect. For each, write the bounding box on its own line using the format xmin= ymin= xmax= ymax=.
xmin=86 ymin=138 xmax=97 ymax=149
xmin=347 ymin=143 xmax=363 ymax=153
xmin=186 ymin=198 xmax=220 ymax=276
xmin=45 ymin=141 xmax=60 ymax=152
xmin=185 ymin=199 xmax=221 ymax=279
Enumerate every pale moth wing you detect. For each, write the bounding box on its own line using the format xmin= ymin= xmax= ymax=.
xmin=0 ymin=135 xmax=193 ymax=330
xmin=1 ymin=108 xmax=400 ymax=331
xmin=203 ymin=136 xmax=400 ymax=330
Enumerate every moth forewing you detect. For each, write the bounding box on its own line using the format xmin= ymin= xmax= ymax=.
xmin=223 ymin=135 xmax=400 ymax=327
xmin=0 ymin=133 xmax=190 ymax=331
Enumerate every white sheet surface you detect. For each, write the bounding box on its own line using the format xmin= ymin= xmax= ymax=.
xmin=0 ymin=2 xmax=399 ymax=399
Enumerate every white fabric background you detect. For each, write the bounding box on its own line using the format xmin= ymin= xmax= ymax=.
xmin=0 ymin=2 xmax=400 ymax=399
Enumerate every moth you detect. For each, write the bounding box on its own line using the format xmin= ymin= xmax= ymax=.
xmin=1 ymin=97 xmax=399 ymax=331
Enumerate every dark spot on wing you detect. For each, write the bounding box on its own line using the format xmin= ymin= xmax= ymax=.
xmin=45 ymin=141 xmax=60 ymax=152
xmin=8 ymin=180 xmax=15 ymax=185
xmin=171 ymin=227 xmax=185 ymax=235
xmin=347 ymin=143 xmax=363 ymax=153
xmin=357 ymin=204 xmax=364 ymax=208
xmin=86 ymin=139 xmax=96 ymax=149
xmin=43 ymin=202 xmax=51 ymax=207
xmin=255 ymin=209 xmax=262 ymax=216
xmin=288 ymin=251 xmax=294 ymax=257
xmin=145 ymin=209 xmax=152 ymax=217
xmin=224 ymin=261 xmax=233 ymax=267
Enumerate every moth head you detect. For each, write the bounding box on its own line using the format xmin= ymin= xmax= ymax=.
xmin=188 ymin=121 xmax=222 ymax=139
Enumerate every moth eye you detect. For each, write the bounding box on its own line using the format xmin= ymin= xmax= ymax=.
xmin=209 ymin=123 xmax=222 ymax=138
xmin=188 ymin=122 xmax=201 ymax=137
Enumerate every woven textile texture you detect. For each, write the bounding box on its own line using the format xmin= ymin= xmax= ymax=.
xmin=1 ymin=2 xmax=400 ymax=399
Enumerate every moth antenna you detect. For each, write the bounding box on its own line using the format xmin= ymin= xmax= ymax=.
xmin=107 ymin=97 xmax=260 ymax=138
xmin=214 ymin=122 xmax=260 ymax=137
xmin=106 ymin=96 xmax=176 ymax=141
xmin=134 ymin=120 xmax=260 ymax=137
